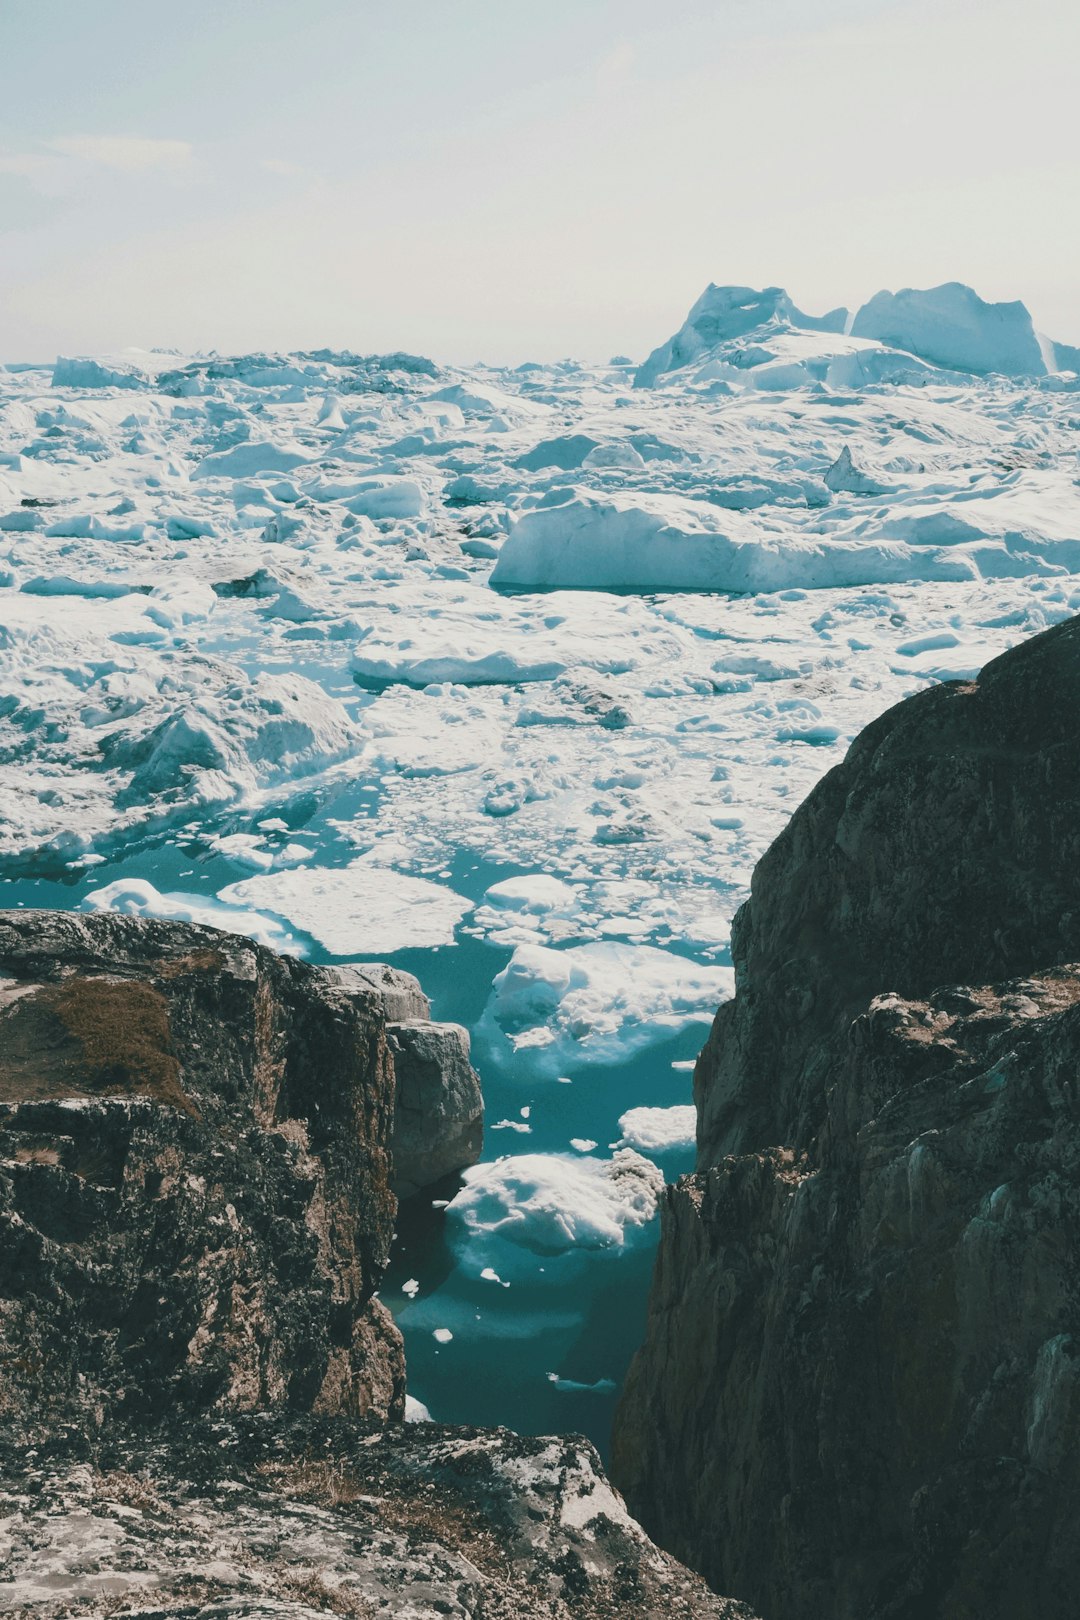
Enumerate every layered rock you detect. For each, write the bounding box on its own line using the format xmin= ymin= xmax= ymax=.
xmin=0 ymin=910 xmax=479 ymax=1431
xmin=613 ymin=614 xmax=1080 ymax=1619
xmin=0 ymin=908 xmax=750 ymax=1618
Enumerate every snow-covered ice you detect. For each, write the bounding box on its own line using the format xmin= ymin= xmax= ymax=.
xmin=1 ymin=278 xmax=1078 ymax=1449
xmin=482 ymin=940 xmax=732 ymax=1075
xmin=446 ymin=1149 xmax=664 ymax=1262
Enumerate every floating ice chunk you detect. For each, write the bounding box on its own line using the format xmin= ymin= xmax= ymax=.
xmin=635 ymin=283 xmax=847 ymax=386
xmin=433 ymin=1327 xmax=454 ymax=1343
xmin=344 ymin=477 xmax=425 ymax=520
xmin=402 ymin=1279 xmax=420 ymax=1298
xmin=491 ymin=488 xmax=979 ymax=594
xmin=582 ymin=441 xmax=646 ymax=469
xmin=404 ymin=1394 xmax=431 ymax=1421
xmin=476 ymin=874 xmax=582 ymax=946
xmin=144 ymin=580 xmax=216 ymax=628
xmin=193 ymin=441 xmax=309 ymax=479
xmin=546 ymin=1373 xmax=617 ymax=1394
xmin=219 ymin=857 xmax=471 ymax=955
xmin=447 ymin=1150 xmax=664 ymax=1259
xmin=352 ymin=602 xmax=638 ymax=688
xmin=483 ymin=940 xmax=732 ymax=1074
xmin=44 ymin=513 xmax=145 ymax=542
xmin=84 ymin=878 xmax=294 ymax=951
xmin=617 ymin=1104 xmax=697 ymax=1155
xmin=52 ymin=350 xmax=172 ymax=389
xmin=21 ymin=575 xmax=134 ymax=599
xmin=484 ymin=875 xmax=580 ymax=914
xmin=430 ymin=381 xmax=551 ymax=420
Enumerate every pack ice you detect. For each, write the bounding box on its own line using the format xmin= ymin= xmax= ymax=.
xmin=1 ymin=281 xmax=1078 ymax=1440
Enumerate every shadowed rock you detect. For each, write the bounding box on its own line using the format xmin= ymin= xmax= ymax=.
xmin=613 ymin=614 xmax=1080 ymax=1620
xmin=388 ymin=1018 xmax=483 ymax=1199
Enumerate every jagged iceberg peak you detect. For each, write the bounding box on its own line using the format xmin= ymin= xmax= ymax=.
xmin=637 ymin=277 xmax=1079 ymax=387
xmin=634 ymin=284 xmax=848 ymax=387
xmin=851 ymin=281 xmax=1050 ymax=377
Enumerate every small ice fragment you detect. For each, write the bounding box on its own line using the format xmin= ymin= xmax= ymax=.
xmin=570 ymin=1138 xmax=597 ymax=1153
xmin=671 ymin=1059 xmax=696 ymax=1071
xmin=433 ymin=1328 xmax=453 ymax=1344
xmin=520 ymin=1106 xmax=531 ymax=1119
xmin=402 ymin=1278 xmax=420 ymax=1298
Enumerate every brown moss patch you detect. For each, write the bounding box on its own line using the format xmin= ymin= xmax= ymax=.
xmin=256 ymin=1454 xmax=506 ymax=1581
xmin=0 ymin=977 xmax=196 ymax=1116
xmin=154 ymin=948 xmax=228 ymax=980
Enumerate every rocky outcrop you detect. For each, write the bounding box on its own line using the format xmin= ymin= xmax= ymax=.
xmin=0 ymin=1416 xmax=757 ymax=1619
xmin=0 ymin=908 xmax=750 ymax=1618
xmin=613 ymin=614 xmax=1080 ymax=1619
xmin=0 ymin=910 xmax=478 ymax=1431
xmin=388 ymin=1019 xmax=484 ymax=1199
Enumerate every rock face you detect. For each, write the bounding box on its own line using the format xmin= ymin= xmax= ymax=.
xmin=0 ymin=910 xmax=478 ymax=1431
xmin=388 ymin=1019 xmax=484 ymax=1199
xmin=0 ymin=908 xmax=751 ymax=1618
xmin=613 ymin=615 xmax=1080 ymax=1619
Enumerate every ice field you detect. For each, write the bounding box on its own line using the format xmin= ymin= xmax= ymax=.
xmin=2 ymin=280 xmax=1079 ymax=1449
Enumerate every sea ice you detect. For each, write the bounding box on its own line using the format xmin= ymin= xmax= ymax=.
xmin=446 ymin=1149 xmax=664 ymax=1260
xmin=616 ymin=1104 xmax=698 ymax=1155
xmin=219 ymin=859 xmax=472 ymax=955
xmin=482 ymin=940 xmax=732 ymax=1074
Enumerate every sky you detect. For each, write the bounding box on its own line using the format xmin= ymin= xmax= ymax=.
xmin=1 ymin=0 xmax=1077 ymax=365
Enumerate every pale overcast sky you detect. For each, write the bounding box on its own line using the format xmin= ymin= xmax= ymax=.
xmin=1 ymin=0 xmax=1077 ymax=364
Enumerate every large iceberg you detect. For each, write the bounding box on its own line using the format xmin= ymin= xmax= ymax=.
xmin=850 ymin=282 xmax=1048 ymax=377
xmin=635 ymin=285 xmax=848 ymax=387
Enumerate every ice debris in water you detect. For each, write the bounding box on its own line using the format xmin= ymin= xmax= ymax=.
xmin=446 ymin=1149 xmax=664 ymax=1261
xmin=483 ymin=940 xmax=733 ymax=1075
xmin=616 ymin=1104 xmax=697 ymax=1155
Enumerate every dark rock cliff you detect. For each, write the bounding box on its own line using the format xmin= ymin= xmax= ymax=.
xmin=613 ymin=614 xmax=1080 ymax=1619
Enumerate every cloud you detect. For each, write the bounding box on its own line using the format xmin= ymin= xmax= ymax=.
xmin=262 ymin=158 xmax=309 ymax=179
xmin=0 ymin=152 xmax=54 ymax=179
xmin=47 ymin=135 xmax=194 ymax=172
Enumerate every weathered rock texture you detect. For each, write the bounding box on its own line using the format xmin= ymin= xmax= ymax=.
xmin=0 ymin=1417 xmax=757 ymax=1619
xmin=0 ymin=911 xmax=477 ymax=1431
xmin=0 ymin=909 xmax=750 ymax=1618
xmin=388 ymin=1019 xmax=484 ymax=1199
xmin=613 ymin=615 xmax=1080 ymax=1619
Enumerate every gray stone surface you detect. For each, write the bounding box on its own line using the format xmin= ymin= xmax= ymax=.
xmin=387 ymin=1018 xmax=483 ymax=1198
xmin=613 ymin=614 xmax=1080 ymax=1620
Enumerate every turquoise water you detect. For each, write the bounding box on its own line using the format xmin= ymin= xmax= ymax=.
xmin=1 ymin=801 xmax=707 ymax=1460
